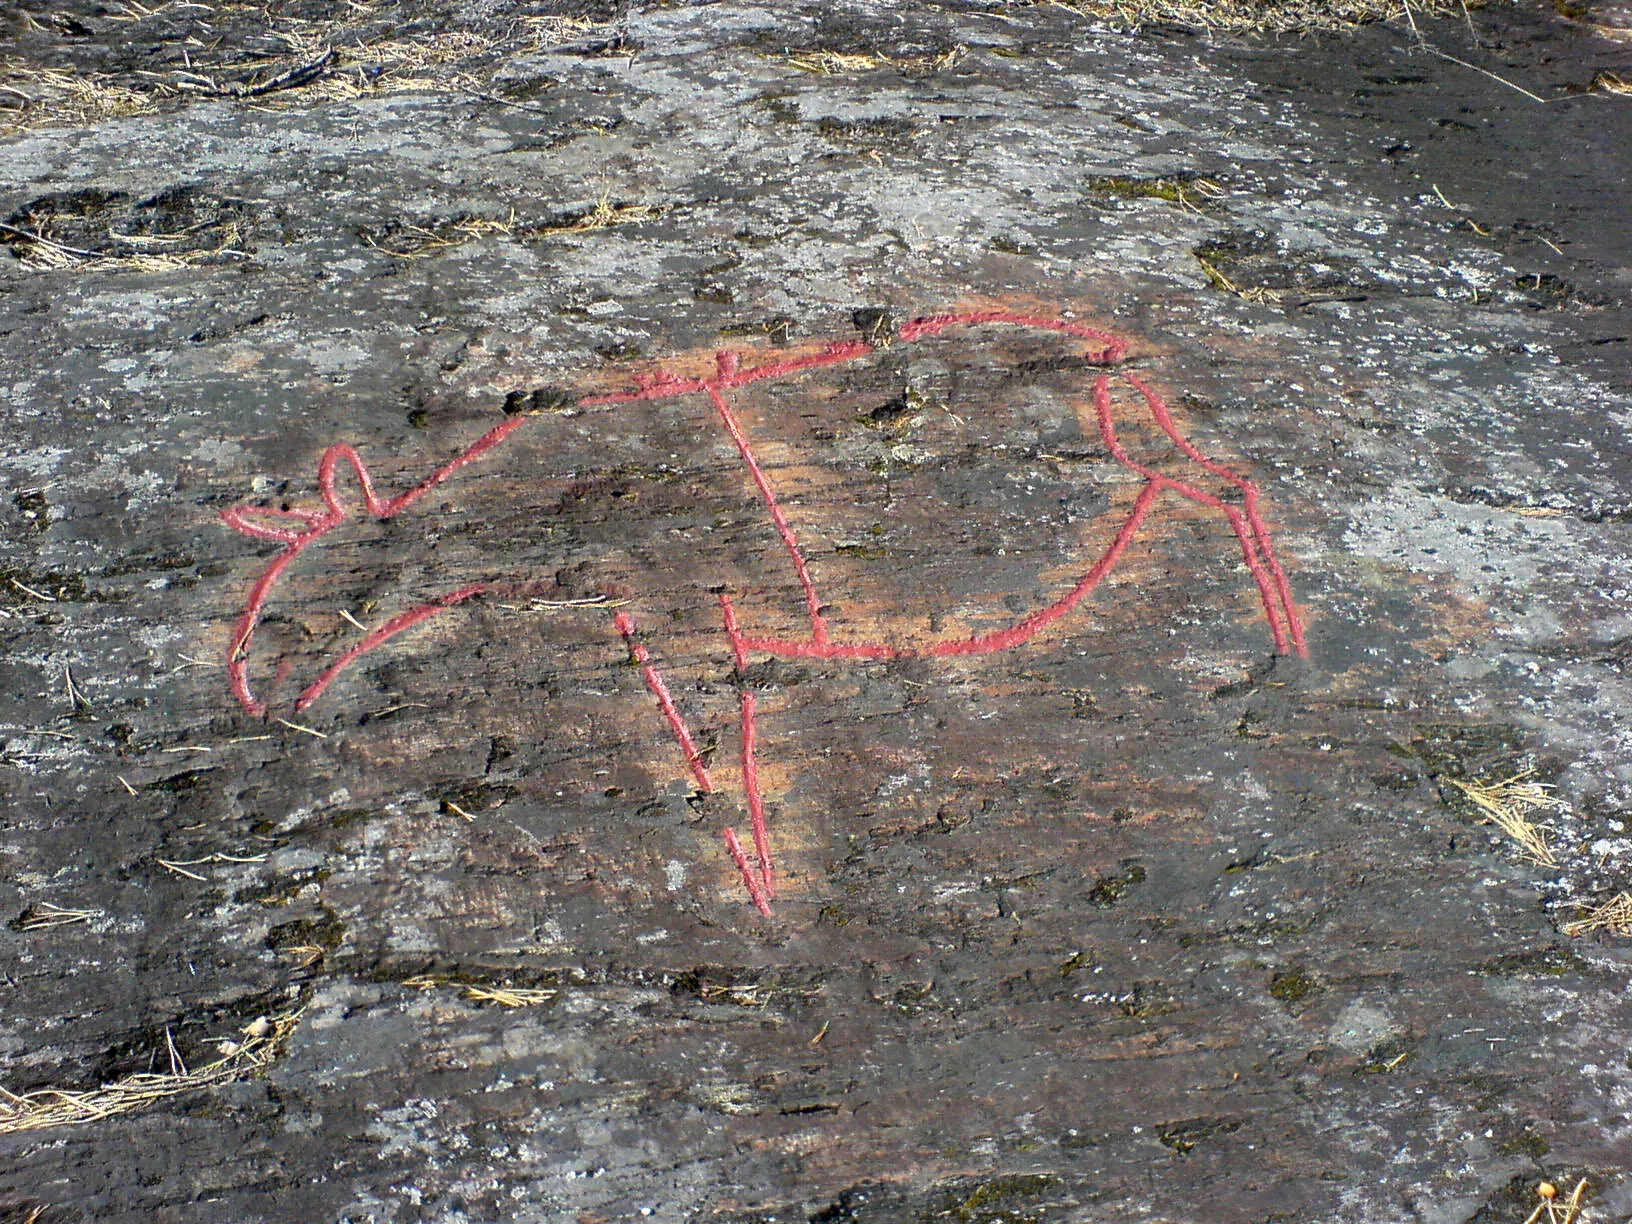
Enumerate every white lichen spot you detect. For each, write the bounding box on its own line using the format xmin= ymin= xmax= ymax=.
xmin=664 ymin=859 xmax=687 ymax=891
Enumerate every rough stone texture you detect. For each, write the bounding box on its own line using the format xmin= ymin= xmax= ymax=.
xmin=2 ymin=2 xmax=1631 ymax=1221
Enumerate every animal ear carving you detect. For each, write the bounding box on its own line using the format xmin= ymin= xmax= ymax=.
xmin=220 ymin=441 xmax=385 ymax=545
xmin=220 ymin=502 xmax=320 ymax=542
xmin=314 ymin=444 xmax=393 ymax=520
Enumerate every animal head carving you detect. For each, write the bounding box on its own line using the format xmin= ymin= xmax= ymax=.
xmin=222 ymin=421 xmax=527 ymax=716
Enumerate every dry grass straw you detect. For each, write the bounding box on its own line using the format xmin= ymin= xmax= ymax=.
xmin=694 ymin=982 xmax=774 ymax=1007
xmin=495 ymin=595 xmax=627 ymax=611
xmin=0 ymin=1009 xmax=302 ymax=1136
xmin=402 ymin=975 xmax=559 ymax=1008
xmin=1561 ymin=892 xmax=1632 ymax=938
xmin=0 ymin=218 xmax=249 ymax=273
xmin=1101 ymin=175 xmax=1226 ymax=212
xmin=2 ymin=7 xmax=610 ymax=131
xmin=154 ymin=850 xmax=268 ymax=881
xmin=12 ymin=902 xmax=95 ymax=931
xmin=781 ymin=46 xmax=967 ymax=76
xmin=1446 ymin=770 xmax=1566 ymax=867
xmin=551 ymin=197 xmax=666 ymax=235
xmin=5 ymin=0 xmax=1494 ymax=134
xmin=461 ymin=985 xmax=558 ymax=1008
xmin=1195 ymin=255 xmax=1283 ymax=304
xmin=364 ymin=196 xmax=666 ymax=259
xmin=1523 ymin=1178 xmax=1589 ymax=1224
xmin=278 ymin=944 xmax=327 ymax=969
xmin=1594 ymin=72 xmax=1632 ymax=98
xmin=360 ymin=214 xmax=519 ymax=259
xmin=0 ymin=68 xmax=156 ymax=127
xmin=1047 ymin=0 xmax=1469 ymax=33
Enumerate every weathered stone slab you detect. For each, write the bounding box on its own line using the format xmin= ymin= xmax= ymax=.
xmin=2 ymin=2 xmax=1631 ymax=1221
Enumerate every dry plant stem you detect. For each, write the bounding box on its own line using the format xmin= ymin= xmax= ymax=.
xmin=1196 ymin=256 xmax=1282 ymax=304
xmin=1049 ymin=0 xmax=1468 ymax=34
xmin=14 ymin=902 xmax=95 ymax=931
xmin=63 ymin=666 xmax=90 ymax=711
xmin=365 ymin=199 xmax=664 ymax=259
xmin=0 ymin=68 xmax=156 ymax=130
xmin=1445 ymin=772 xmax=1565 ymax=867
xmin=0 ymin=223 xmax=102 ymax=262
xmin=0 ymin=1010 xmax=303 ymax=1135
xmin=1431 ymin=183 xmax=1490 ymax=234
xmin=494 ymin=595 xmax=627 ymax=611
xmin=780 ymin=46 xmax=966 ymax=75
xmin=461 ymin=985 xmax=558 ymax=1007
xmin=274 ymin=717 xmax=328 ymax=738
xmin=0 ymin=220 xmax=249 ymax=272
xmin=402 ymin=976 xmax=559 ymax=1008
xmin=2 ymin=13 xmax=612 ymax=131
xmin=1419 ymin=46 xmax=1550 ymax=104
xmin=1561 ymin=892 xmax=1632 ymax=937
xmin=1522 ymin=1178 xmax=1590 ymax=1224
xmin=155 ymin=851 xmax=268 ymax=880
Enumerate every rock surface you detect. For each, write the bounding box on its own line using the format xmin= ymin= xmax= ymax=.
xmin=2 ymin=2 xmax=1631 ymax=1221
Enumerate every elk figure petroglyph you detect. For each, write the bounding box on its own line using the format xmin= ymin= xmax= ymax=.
xmin=222 ymin=308 xmax=1307 ymax=915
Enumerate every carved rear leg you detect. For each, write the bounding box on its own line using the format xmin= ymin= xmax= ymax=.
xmin=613 ymin=609 xmax=774 ymax=916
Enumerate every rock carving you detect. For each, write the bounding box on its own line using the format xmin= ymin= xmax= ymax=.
xmin=223 ymin=309 xmax=1307 ymax=915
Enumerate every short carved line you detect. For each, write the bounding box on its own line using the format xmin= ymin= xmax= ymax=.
xmin=613 ymin=611 xmax=715 ymax=794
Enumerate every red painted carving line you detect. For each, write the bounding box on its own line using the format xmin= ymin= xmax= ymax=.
xmin=223 ymin=414 xmax=528 ymax=715
xmin=224 ymin=311 xmax=1255 ymax=709
xmin=729 ymin=476 xmax=1165 ymax=662
xmin=682 ymin=334 xmax=1283 ymax=907
xmin=576 ymin=312 xmax=1127 ymax=410
xmin=660 ymin=311 xmax=1298 ymax=662
xmin=226 ymin=545 xmax=316 ymax=714
xmin=1120 ymin=375 xmax=1302 ymax=654
xmin=931 ymin=478 xmax=1165 ymax=657
xmin=1096 ymin=378 xmax=1299 ymax=662
xmin=704 ymin=380 xmax=829 ymax=644
xmin=224 ymin=311 xmax=1300 ymax=716
xmin=587 ymin=312 xmax=1157 ymax=663
xmin=226 ymin=341 xmax=887 ymax=714
xmin=722 ymin=363 xmax=1306 ymax=661
xmin=719 ymin=593 xmax=774 ymax=898
xmin=737 ymin=690 xmax=774 ymax=898
xmin=578 ymin=341 xmax=876 ymax=407
xmin=1093 ymin=379 xmax=1287 ymax=653
xmin=295 ymin=584 xmax=487 ymax=712
xmin=722 ymin=826 xmax=773 ymax=916
xmin=223 ymin=308 xmax=1309 ymax=916
xmin=613 ymin=611 xmax=715 ymax=794
xmin=898 ymin=310 xmax=1130 ymax=363
xmin=720 ymin=592 xmax=752 ymax=673
xmin=1123 ymin=372 xmax=1306 ymax=656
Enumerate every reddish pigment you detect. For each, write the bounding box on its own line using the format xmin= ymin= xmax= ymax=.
xmin=223 ymin=309 xmax=1308 ymax=915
